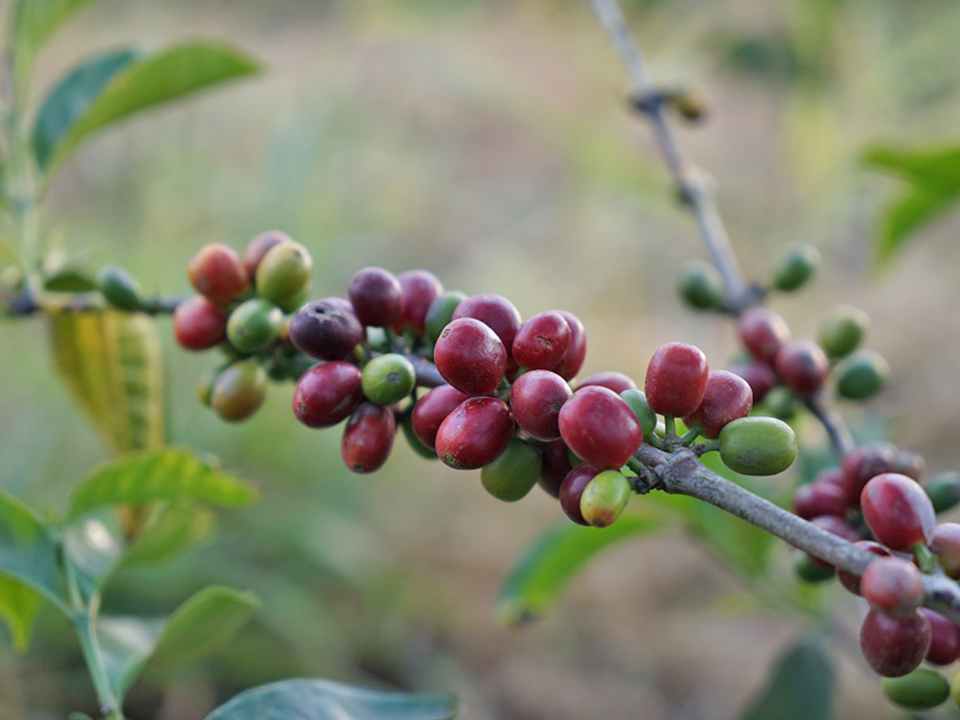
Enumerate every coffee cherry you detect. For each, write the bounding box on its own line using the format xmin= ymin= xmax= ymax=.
xmin=861 ymin=557 xmax=924 ymax=616
xmin=537 ymin=439 xmax=573 ymax=498
xmin=718 ymin=417 xmax=797 ymax=476
xmin=677 ymin=260 xmax=724 ymax=311
xmin=243 ymin=231 xmax=291 ymax=280
xmin=174 ymin=296 xmax=228 ymax=351
xmin=645 ymin=342 xmax=709 ymax=418
xmin=411 ymin=385 xmax=471 ymax=450
xmin=210 ymin=358 xmax=267 ymax=422
xmin=341 ymin=402 xmax=396 ymax=473
xmin=188 ymin=243 xmax=249 ymax=305
xmin=435 ymin=397 xmax=514 ymax=470
xmin=772 ymin=244 xmax=819 ymax=292
xmin=558 ymin=386 xmax=643 ymax=470
xmin=434 ymin=318 xmax=507 ymax=396
xmin=619 ymin=389 xmax=657 ymax=437
xmin=794 ymin=553 xmax=835 ymax=583
xmin=792 ymin=481 xmax=847 ymax=520
xmin=400 ymin=409 xmax=438 ymax=460
xmin=292 ymin=361 xmax=363 ymax=428
xmin=552 ymin=311 xmax=587 ymax=380
xmin=348 ymin=267 xmax=403 ymax=328
xmin=862 ymin=473 xmax=935 ymax=552
xmin=425 ymin=291 xmax=467 ymax=345
xmin=580 ymin=470 xmax=631 ymax=528
xmin=509 ymin=370 xmax=572 ymax=442
xmin=835 ymin=349 xmax=888 ymax=401
xmin=925 ymin=473 xmax=960 ymax=515
xmin=860 ymin=610 xmax=930 ymax=677
xmin=728 ymin=361 xmax=777 ymax=404
xmin=674 ymin=89 xmax=708 ymax=122
xmin=226 ymin=298 xmax=283 ymax=353
xmin=683 ymin=370 xmax=753 ymax=439
xmin=883 ymin=668 xmax=950 ymax=710
xmin=559 ymin=465 xmax=600 ymax=525
xmin=931 ymin=523 xmax=960 ymax=579
xmin=837 ymin=541 xmax=891 ymax=595
xmin=481 ymin=439 xmax=543 ymax=502
xmin=894 ymin=450 xmax=927 ymax=482
xmin=818 ymin=305 xmax=868 ymax=359
xmin=97 ymin=265 xmax=142 ymax=311
xmin=394 ymin=270 xmax=443 ymax=336
xmin=842 ymin=443 xmax=897 ymax=506
xmin=197 ymin=365 xmax=221 ymax=407
xmin=577 ymin=371 xmax=636 ymax=394
xmin=255 ymin=241 xmax=313 ymax=307
xmin=289 ymin=299 xmax=365 ymax=361
xmin=919 ymin=609 xmax=960 ymax=665
xmin=452 ymin=293 xmax=522 ymax=355
xmin=775 ymin=340 xmax=828 ymax=397
xmin=739 ymin=308 xmax=790 ymax=365
xmin=815 ymin=466 xmax=846 ymax=488
xmin=361 ymin=353 xmax=416 ymax=406
xmin=512 ymin=312 xmax=571 ymax=371
xmin=762 ymin=386 xmax=798 ymax=421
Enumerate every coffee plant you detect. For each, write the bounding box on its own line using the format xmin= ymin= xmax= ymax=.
xmin=1 ymin=0 xmax=959 ymax=718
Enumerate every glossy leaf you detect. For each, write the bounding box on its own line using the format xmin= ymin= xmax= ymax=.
xmin=49 ymin=310 xmax=164 ymax=453
xmin=206 ymin=679 xmax=458 ymax=720
xmin=36 ymin=41 xmax=260 ymax=173
xmin=0 ymin=487 xmax=66 ymax=613
xmin=0 ymin=575 xmax=42 ymax=651
xmin=11 ymin=0 xmax=101 ymax=81
xmin=62 ymin=518 xmax=123 ymax=598
xmin=498 ymin=516 xmax=661 ymax=626
xmin=741 ymin=636 xmax=834 ymax=720
xmin=121 ymin=502 xmax=216 ymax=567
xmin=67 ymin=449 xmax=257 ymax=522
xmin=97 ymin=615 xmax=162 ymax=700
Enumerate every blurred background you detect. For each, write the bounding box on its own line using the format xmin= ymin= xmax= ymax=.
xmin=1 ymin=0 xmax=960 ymax=718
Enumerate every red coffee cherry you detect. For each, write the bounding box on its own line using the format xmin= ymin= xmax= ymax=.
xmin=292 ymin=361 xmax=364 ymax=428
xmin=242 ymin=230 xmax=291 ymax=280
xmin=512 ymin=312 xmax=571 ymax=371
xmin=931 ymin=523 xmax=960 ymax=579
xmin=644 ymin=342 xmax=709 ymax=418
xmin=510 ymin=370 xmax=572 ymax=442
xmin=861 ymin=557 xmax=924 ymax=616
xmin=683 ymin=370 xmax=753 ymax=438
xmin=537 ymin=439 xmax=573 ymax=498
xmin=341 ymin=402 xmax=396 ymax=473
xmin=174 ymin=296 xmax=228 ymax=351
xmin=558 ymin=386 xmax=643 ymax=470
xmin=553 ymin=310 xmax=587 ymax=380
xmin=576 ymin=371 xmax=636 ymax=394
xmin=410 ymin=385 xmax=471 ymax=450
xmin=349 ymin=267 xmax=403 ymax=328
xmin=289 ymin=299 xmax=365 ymax=361
xmin=559 ymin=464 xmax=601 ymax=526
xmin=919 ymin=609 xmax=960 ymax=665
xmin=815 ymin=466 xmax=846 ymax=488
xmin=393 ymin=269 xmax=443 ymax=336
xmin=842 ymin=443 xmax=897 ymax=506
xmin=861 ymin=473 xmax=936 ymax=552
xmin=739 ymin=308 xmax=790 ymax=365
xmin=434 ymin=397 xmax=515 ymax=470
xmin=860 ymin=610 xmax=931 ymax=677
xmin=792 ymin=481 xmax=848 ymax=520
xmin=775 ymin=339 xmax=829 ymax=397
xmin=452 ymin=293 xmax=522 ymax=357
xmin=187 ymin=243 xmax=249 ymax=305
xmin=837 ymin=540 xmax=891 ymax=595
xmin=728 ymin=361 xmax=777 ymax=404
xmin=434 ymin=318 xmax=507 ymax=396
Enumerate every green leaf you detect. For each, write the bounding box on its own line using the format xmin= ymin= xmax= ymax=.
xmin=874 ymin=186 xmax=957 ymax=266
xmin=741 ymin=636 xmax=835 ymax=720
xmin=36 ymin=41 xmax=260 ymax=173
xmin=68 ymin=714 xmax=95 ymax=720
xmin=42 ymin=265 xmax=100 ymax=292
xmin=49 ymin=310 xmax=165 ymax=453
xmin=63 ymin=518 xmax=122 ymax=599
xmin=11 ymin=0 xmax=102 ymax=81
xmin=32 ymin=48 xmax=141 ymax=170
xmin=206 ymin=679 xmax=458 ymax=720
xmin=498 ymin=516 xmax=661 ymax=626
xmin=0 ymin=487 xmax=67 ymax=613
xmin=96 ymin=615 xmax=163 ymax=700
xmin=67 ymin=449 xmax=257 ymax=522
xmin=864 ymin=145 xmax=960 ymax=188
xmin=121 ymin=502 xmax=216 ymax=567
xmin=0 ymin=575 xmax=42 ymax=651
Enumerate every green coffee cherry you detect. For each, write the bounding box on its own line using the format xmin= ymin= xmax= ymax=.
xmin=764 ymin=386 xmax=798 ymax=421
xmin=620 ymin=389 xmax=657 ymax=437
xmin=817 ymin=305 xmax=869 ymax=358
xmin=925 ymin=472 xmax=960 ymax=514
xmin=276 ymin=284 xmax=310 ymax=314
xmin=227 ymin=299 xmax=283 ymax=353
xmin=210 ymin=358 xmax=267 ymax=422
xmin=255 ymin=241 xmax=312 ymax=306
xmin=794 ymin=553 xmax=835 ymax=584
xmin=401 ymin=410 xmax=439 ymax=460
xmin=580 ymin=470 xmax=631 ymax=528
xmin=834 ymin=349 xmax=888 ymax=401
xmin=97 ymin=265 xmax=142 ymax=311
xmin=197 ymin=366 xmax=222 ymax=407
xmin=719 ymin=417 xmax=797 ymax=476
xmin=772 ymin=244 xmax=819 ymax=292
xmin=362 ymin=353 xmax=416 ymax=405
xmin=480 ymin=439 xmax=542 ymax=502
xmin=425 ymin=291 xmax=467 ymax=345
xmin=674 ymin=89 xmax=707 ymax=123
xmin=677 ymin=261 xmax=724 ymax=311
xmin=884 ymin=668 xmax=949 ymax=710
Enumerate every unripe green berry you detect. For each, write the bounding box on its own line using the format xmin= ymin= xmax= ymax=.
xmin=833 ymin=349 xmax=888 ymax=401
xmin=480 ymin=439 xmax=543 ymax=502
xmin=276 ymin=284 xmax=310 ymax=314
xmin=425 ymin=291 xmax=467 ymax=346
xmin=884 ymin=668 xmax=949 ymax=710
xmin=620 ymin=389 xmax=657 ymax=437
xmin=763 ymin=386 xmax=798 ymax=421
xmin=210 ymin=358 xmax=267 ymax=422
xmin=925 ymin=472 xmax=960 ymax=515
xmin=580 ymin=470 xmax=631 ymax=528
xmin=227 ymin=299 xmax=283 ymax=353
xmin=255 ymin=241 xmax=313 ymax=306
xmin=677 ymin=261 xmax=724 ymax=311
xmin=674 ymin=89 xmax=707 ymax=123
xmin=97 ymin=265 xmax=142 ymax=311
xmin=818 ymin=305 xmax=869 ymax=358
xmin=794 ymin=553 xmax=835 ymax=583
xmin=362 ymin=353 xmax=416 ymax=405
xmin=719 ymin=416 xmax=797 ymax=476
xmin=772 ymin=244 xmax=819 ymax=292
xmin=197 ymin=366 xmax=221 ymax=407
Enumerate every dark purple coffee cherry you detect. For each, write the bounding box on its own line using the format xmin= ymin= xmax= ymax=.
xmin=348 ymin=267 xmax=403 ymax=328
xmin=394 ymin=270 xmax=443 ymax=337
xmin=341 ymin=402 xmax=396 ymax=473
xmin=435 ymin=397 xmax=514 ymax=470
xmin=292 ymin=361 xmax=363 ymax=428
xmin=552 ymin=310 xmax=587 ymax=380
xmin=411 ymin=385 xmax=471 ymax=450
xmin=510 ymin=370 xmax=572 ymax=442
xmin=558 ymin=386 xmax=642 ymax=470
xmin=861 ymin=557 xmax=924 ymax=616
xmin=860 ymin=610 xmax=930 ymax=678
xmin=861 ymin=473 xmax=935 ymax=552
xmin=537 ymin=439 xmax=573 ymax=498
xmin=576 ymin=371 xmax=636 ymax=394
xmin=728 ymin=361 xmax=777 ymax=404
xmin=645 ymin=342 xmax=709 ymax=418
xmin=683 ymin=369 xmax=753 ymax=439
xmin=290 ymin=298 xmax=365 ymax=361
xmin=739 ymin=308 xmax=790 ymax=365
xmin=452 ymin=293 xmax=522 ymax=357
xmin=792 ymin=481 xmax=848 ymax=521
xmin=838 ymin=540 xmax=891 ymax=595
xmin=434 ymin=318 xmax=507 ymax=396
xmin=243 ymin=230 xmax=291 ymax=281
xmin=842 ymin=443 xmax=897 ymax=506
xmin=931 ymin=523 xmax=960 ymax=579
xmin=559 ymin=464 xmax=601 ymax=526
xmin=775 ymin=339 xmax=829 ymax=397
xmin=512 ymin=312 xmax=571 ymax=371
xmin=919 ymin=609 xmax=960 ymax=665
